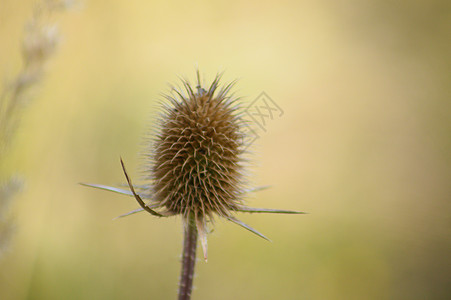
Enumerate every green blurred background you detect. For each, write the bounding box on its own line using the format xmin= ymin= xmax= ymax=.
xmin=1 ymin=0 xmax=450 ymax=299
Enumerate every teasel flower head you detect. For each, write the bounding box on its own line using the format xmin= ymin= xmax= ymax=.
xmin=82 ymin=72 xmax=304 ymax=261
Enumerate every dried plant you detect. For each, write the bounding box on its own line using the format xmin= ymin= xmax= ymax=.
xmin=0 ymin=0 xmax=71 ymax=259
xmin=82 ymin=72 xmax=304 ymax=300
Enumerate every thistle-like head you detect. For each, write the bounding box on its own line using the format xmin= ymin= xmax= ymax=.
xmin=152 ymin=74 xmax=245 ymax=221
xmin=82 ymin=72 xmax=304 ymax=260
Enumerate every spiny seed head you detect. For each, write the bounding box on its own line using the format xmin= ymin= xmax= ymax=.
xmin=150 ymin=74 xmax=247 ymax=221
xmin=82 ymin=72 xmax=304 ymax=261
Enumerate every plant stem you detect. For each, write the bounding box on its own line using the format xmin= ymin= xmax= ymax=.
xmin=178 ymin=216 xmax=198 ymax=300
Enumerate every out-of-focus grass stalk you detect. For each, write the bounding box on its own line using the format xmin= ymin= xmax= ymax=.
xmin=0 ymin=0 xmax=72 ymax=259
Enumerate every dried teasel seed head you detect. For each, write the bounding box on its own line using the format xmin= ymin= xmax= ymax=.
xmin=82 ymin=72 xmax=305 ymax=261
xmin=81 ymin=72 xmax=305 ymax=298
xmin=150 ymin=74 xmax=247 ymax=223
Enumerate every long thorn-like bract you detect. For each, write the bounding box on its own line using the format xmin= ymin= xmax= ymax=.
xmin=120 ymin=158 xmax=163 ymax=217
xmin=178 ymin=215 xmax=198 ymax=300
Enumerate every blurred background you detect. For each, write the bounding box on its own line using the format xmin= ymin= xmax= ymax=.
xmin=0 ymin=0 xmax=450 ymax=299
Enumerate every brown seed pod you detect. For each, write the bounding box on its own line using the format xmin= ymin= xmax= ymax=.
xmin=152 ymin=74 xmax=245 ymax=220
xmin=81 ymin=72 xmax=304 ymax=261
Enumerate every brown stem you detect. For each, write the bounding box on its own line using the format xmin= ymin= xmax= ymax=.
xmin=178 ymin=216 xmax=198 ymax=300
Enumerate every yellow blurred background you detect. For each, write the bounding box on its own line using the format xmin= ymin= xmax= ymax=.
xmin=1 ymin=0 xmax=450 ymax=299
